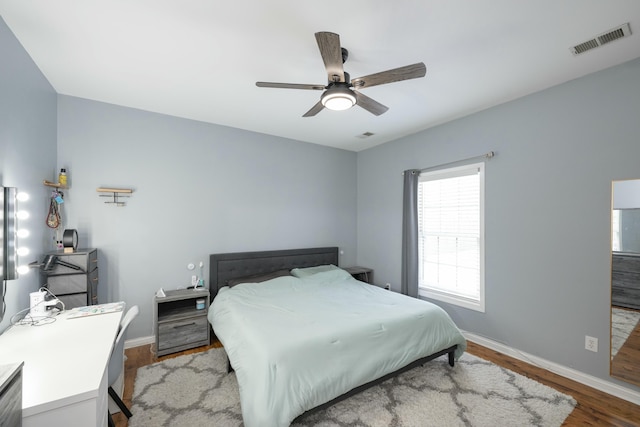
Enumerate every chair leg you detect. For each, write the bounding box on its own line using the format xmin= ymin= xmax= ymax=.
xmin=108 ymin=386 xmax=133 ymax=419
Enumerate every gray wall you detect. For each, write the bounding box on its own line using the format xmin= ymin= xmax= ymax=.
xmin=56 ymin=96 xmax=358 ymax=338
xmin=0 ymin=17 xmax=57 ymax=333
xmin=357 ymin=57 xmax=640 ymax=390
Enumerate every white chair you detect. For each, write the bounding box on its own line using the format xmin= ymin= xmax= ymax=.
xmin=107 ymin=305 xmax=139 ymax=427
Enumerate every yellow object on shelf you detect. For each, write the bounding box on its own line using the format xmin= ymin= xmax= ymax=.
xmin=59 ymin=169 xmax=67 ymax=186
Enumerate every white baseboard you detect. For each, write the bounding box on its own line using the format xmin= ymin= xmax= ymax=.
xmin=125 ymin=335 xmax=154 ymax=349
xmin=463 ymin=331 xmax=640 ymax=406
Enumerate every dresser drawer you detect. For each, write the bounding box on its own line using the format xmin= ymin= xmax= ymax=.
xmin=46 ymin=249 xmax=98 ymax=274
xmin=47 ymin=274 xmax=87 ymax=294
xmin=612 ymin=254 xmax=640 ymax=273
xmin=58 ymin=293 xmax=88 ymax=309
xmin=158 ymin=316 xmax=208 ymax=351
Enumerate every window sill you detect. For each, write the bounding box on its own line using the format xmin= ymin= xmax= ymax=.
xmin=418 ymin=287 xmax=485 ymax=313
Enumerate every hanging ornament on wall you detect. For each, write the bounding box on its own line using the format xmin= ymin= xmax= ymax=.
xmin=46 ymin=192 xmax=61 ymax=228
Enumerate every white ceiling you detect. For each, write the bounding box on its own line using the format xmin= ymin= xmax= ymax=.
xmin=2 ymin=1 xmax=640 ymax=152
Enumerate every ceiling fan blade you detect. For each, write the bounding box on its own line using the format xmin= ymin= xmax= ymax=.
xmin=302 ymin=101 xmax=324 ymax=117
xmin=354 ymin=91 xmax=389 ymax=116
xmin=351 ymin=62 xmax=426 ymax=89
xmin=256 ymin=82 xmax=325 ymax=90
xmin=315 ymin=32 xmax=345 ymax=83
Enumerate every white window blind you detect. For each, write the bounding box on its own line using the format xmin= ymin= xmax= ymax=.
xmin=612 ymin=210 xmax=621 ymax=252
xmin=418 ymin=163 xmax=484 ymax=311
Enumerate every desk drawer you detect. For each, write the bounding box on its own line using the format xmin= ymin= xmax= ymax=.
xmin=158 ymin=316 xmax=208 ymax=351
xmin=0 ymin=366 xmax=22 ymax=427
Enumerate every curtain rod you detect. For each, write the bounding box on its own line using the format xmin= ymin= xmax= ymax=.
xmin=417 ymin=151 xmax=495 ymax=173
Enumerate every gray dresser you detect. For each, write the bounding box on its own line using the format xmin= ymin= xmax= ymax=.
xmin=0 ymin=363 xmax=23 ymax=427
xmin=612 ymin=253 xmax=640 ymax=310
xmin=41 ymin=248 xmax=99 ymax=309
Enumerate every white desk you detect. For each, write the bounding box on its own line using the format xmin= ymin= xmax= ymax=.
xmin=0 ymin=308 xmax=123 ymax=427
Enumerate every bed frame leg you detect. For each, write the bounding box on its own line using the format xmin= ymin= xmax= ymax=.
xmin=448 ymin=350 xmax=455 ymax=367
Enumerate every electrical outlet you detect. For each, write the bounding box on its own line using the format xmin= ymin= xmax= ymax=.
xmin=585 ymin=335 xmax=598 ymax=352
xmin=384 ymin=283 xmax=391 ymax=290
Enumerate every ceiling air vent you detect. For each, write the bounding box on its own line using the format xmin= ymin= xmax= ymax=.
xmin=570 ymin=23 xmax=632 ymax=56
xmin=355 ymin=132 xmax=375 ymax=139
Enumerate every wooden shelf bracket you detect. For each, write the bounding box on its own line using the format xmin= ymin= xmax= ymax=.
xmin=97 ymin=187 xmax=133 ymax=206
xmin=43 ymin=180 xmax=67 ymax=189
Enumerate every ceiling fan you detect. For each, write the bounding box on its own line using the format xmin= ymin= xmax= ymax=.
xmin=256 ymin=32 xmax=427 ymax=117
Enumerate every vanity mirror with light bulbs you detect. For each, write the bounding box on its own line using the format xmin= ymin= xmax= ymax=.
xmin=610 ymin=179 xmax=640 ymax=386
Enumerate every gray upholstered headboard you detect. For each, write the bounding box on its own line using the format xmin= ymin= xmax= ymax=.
xmin=209 ymin=247 xmax=339 ymax=300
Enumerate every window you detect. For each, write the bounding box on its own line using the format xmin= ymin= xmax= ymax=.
xmin=417 ymin=163 xmax=484 ymax=312
xmin=612 ymin=209 xmax=621 ymax=252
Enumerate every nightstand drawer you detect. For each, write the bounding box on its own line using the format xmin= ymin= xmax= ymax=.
xmin=158 ymin=316 xmax=208 ymax=351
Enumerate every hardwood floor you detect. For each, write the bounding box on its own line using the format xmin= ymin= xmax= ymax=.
xmin=113 ymin=340 xmax=640 ymax=427
xmin=468 ymin=342 xmax=640 ymax=427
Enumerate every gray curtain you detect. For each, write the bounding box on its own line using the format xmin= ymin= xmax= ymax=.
xmin=401 ymin=169 xmax=420 ymax=297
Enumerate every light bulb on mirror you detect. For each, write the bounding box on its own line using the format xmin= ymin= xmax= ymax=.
xmin=17 ymin=247 xmax=30 ymax=256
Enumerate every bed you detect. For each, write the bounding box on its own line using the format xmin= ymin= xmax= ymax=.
xmin=208 ymin=247 xmax=467 ymax=427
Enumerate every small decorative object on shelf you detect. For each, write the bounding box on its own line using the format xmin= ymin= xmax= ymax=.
xmin=62 ymin=229 xmax=78 ymax=253
xmin=96 ymin=187 xmax=133 ymax=206
xmin=58 ymin=169 xmax=67 ymax=187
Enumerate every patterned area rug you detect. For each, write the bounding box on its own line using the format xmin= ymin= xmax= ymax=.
xmin=612 ymin=307 xmax=640 ymax=359
xmin=129 ymin=348 xmax=576 ymax=427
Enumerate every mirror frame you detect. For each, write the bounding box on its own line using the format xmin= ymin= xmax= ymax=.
xmin=610 ymin=179 xmax=640 ymax=387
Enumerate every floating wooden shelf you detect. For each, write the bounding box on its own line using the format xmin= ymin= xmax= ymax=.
xmin=96 ymin=187 xmax=133 ymax=194
xmin=43 ymin=180 xmax=67 ymax=189
xmin=97 ymin=187 xmax=133 ymax=206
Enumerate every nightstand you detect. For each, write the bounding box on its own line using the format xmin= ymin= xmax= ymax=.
xmin=154 ymin=288 xmax=210 ymax=356
xmin=343 ymin=266 xmax=373 ymax=284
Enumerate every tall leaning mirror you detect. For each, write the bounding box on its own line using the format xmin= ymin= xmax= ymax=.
xmin=611 ymin=179 xmax=640 ymax=386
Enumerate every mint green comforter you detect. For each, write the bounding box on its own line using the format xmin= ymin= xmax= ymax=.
xmin=209 ymin=268 xmax=466 ymax=427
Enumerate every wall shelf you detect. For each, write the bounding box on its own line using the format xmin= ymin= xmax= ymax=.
xmin=96 ymin=187 xmax=133 ymax=206
xmin=43 ymin=180 xmax=67 ymax=189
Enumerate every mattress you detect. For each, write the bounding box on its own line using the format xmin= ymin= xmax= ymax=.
xmin=209 ymin=268 xmax=467 ymax=427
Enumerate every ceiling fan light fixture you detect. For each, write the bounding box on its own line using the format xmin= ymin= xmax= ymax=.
xmin=321 ymin=87 xmax=356 ymax=111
